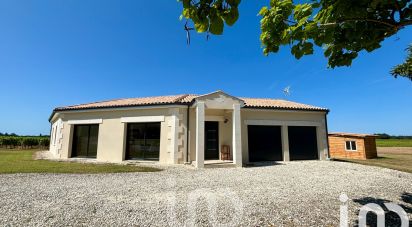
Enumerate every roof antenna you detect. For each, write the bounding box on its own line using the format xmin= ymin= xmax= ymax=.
xmin=283 ymin=86 xmax=292 ymax=96
xmin=184 ymin=21 xmax=194 ymax=45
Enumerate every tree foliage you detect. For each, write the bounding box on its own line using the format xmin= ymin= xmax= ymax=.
xmin=180 ymin=0 xmax=412 ymax=80
xmin=180 ymin=0 xmax=241 ymax=35
xmin=391 ymin=44 xmax=412 ymax=80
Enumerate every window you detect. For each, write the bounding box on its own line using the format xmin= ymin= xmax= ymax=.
xmin=50 ymin=127 xmax=55 ymax=145
xmin=71 ymin=124 xmax=99 ymax=158
xmin=53 ymin=125 xmax=58 ymax=145
xmin=126 ymin=123 xmax=161 ymax=160
xmin=345 ymin=141 xmax=357 ymax=151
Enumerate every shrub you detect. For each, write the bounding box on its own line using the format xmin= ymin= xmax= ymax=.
xmin=1 ymin=137 xmax=8 ymax=147
xmin=0 ymin=136 xmax=50 ymax=149
xmin=22 ymin=137 xmax=39 ymax=148
xmin=39 ymin=138 xmax=50 ymax=148
xmin=1 ymin=137 xmax=20 ymax=148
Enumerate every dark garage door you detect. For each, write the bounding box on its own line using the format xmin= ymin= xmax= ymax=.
xmin=248 ymin=125 xmax=283 ymax=162
xmin=288 ymin=126 xmax=318 ymax=160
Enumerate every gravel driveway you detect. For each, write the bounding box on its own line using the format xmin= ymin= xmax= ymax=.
xmin=0 ymin=161 xmax=411 ymax=226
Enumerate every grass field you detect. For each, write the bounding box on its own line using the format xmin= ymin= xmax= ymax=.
xmin=0 ymin=149 xmax=161 ymax=174
xmin=376 ymin=139 xmax=412 ymax=147
xmin=336 ymin=147 xmax=412 ymax=173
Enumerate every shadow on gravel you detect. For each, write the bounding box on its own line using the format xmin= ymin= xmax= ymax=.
xmin=352 ymin=192 xmax=412 ymax=227
xmin=401 ymin=192 xmax=412 ymax=205
xmin=244 ymin=162 xmax=284 ymax=168
xmin=332 ymin=157 xmax=390 ymax=163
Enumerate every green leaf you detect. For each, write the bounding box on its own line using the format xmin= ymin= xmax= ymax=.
xmin=223 ymin=7 xmax=239 ymax=26
xmin=194 ymin=17 xmax=209 ymax=33
xmin=226 ymin=0 xmax=241 ymax=7
xmin=259 ymin=6 xmax=268 ymax=16
xmin=209 ymin=15 xmax=224 ymax=34
xmin=182 ymin=0 xmax=191 ymax=8
xmin=302 ymin=42 xmax=313 ymax=55
xmin=391 ymin=44 xmax=412 ymax=81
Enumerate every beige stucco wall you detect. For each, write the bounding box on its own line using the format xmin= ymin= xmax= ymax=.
xmin=52 ymin=106 xmax=188 ymax=164
xmin=49 ymin=119 xmax=63 ymax=157
xmin=51 ymin=103 xmax=328 ymax=165
xmin=197 ymin=92 xmax=242 ymax=109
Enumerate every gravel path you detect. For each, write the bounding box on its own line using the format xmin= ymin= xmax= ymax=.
xmin=0 ymin=161 xmax=411 ymax=226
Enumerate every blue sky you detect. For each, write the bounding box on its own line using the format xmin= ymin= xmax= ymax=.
xmin=0 ymin=1 xmax=411 ymax=136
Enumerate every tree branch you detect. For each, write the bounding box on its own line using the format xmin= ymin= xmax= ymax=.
xmin=284 ymin=18 xmax=412 ymax=30
xmin=401 ymin=20 xmax=412 ymax=27
xmin=322 ymin=19 xmax=396 ymax=28
xmin=319 ymin=18 xmax=412 ymax=31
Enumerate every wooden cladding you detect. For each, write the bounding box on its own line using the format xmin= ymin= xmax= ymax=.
xmin=329 ymin=135 xmax=377 ymax=160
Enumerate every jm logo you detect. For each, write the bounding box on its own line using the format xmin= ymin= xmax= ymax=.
xmin=165 ymin=179 xmax=244 ymax=227
xmin=339 ymin=193 xmax=410 ymax=227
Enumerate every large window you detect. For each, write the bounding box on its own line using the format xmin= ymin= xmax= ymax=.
xmin=126 ymin=123 xmax=161 ymax=160
xmin=71 ymin=124 xmax=99 ymax=158
xmin=345 ymin=140 xmax=357 ymax=151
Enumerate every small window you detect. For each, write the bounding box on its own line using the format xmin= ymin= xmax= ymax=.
xmin=50 ymin=127 xmax=55 ymax=145
xmin=345 ymin=141 xmax=357 ymax=151
xmin=53 ymin=126 xmax=58 ymax=145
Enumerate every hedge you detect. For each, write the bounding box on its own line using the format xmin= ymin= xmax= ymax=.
xmin=0 ymin=136 xmax=50 ymax=149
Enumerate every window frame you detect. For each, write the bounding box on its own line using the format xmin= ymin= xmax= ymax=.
xmin=345 ymin=140 xmax=357 ymax=151
xmin=125 ymin=122 xmax=161 ymax=161
xmin=53 ymin=125 xmax=58 ymax=145
xmin=71 ymin=124 xmax=99 ymax=158
xmin=50 ymin=126 xmax=55 ymax=145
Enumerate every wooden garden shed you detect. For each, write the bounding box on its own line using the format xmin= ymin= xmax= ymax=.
xmin=328 ymin=133 xmax=378 ymax=160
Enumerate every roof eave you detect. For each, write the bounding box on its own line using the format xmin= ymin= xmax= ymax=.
xmin=48 ymin=102 xmax=193 ymax=122
xmin=242 ymin=106 xmax=329 ymax=113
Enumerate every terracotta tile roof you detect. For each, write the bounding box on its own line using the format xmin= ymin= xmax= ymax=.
xmin=329 ymin=132 xmax=377 ymax=138
xmin=54 ymin=92 xmax=328 ymax=112
xmin=241 ymin=97 xmax=327 ymax=111
xmin=54 ymin=95 xmax=188 ymax=111
xmin=178 ymin=94 xmax=199 ymax=104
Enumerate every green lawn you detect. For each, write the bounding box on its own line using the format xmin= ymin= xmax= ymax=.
xmin=376 ymin=139 xmax=412 ymax=147
xmin=0 ymin=149 xmax=161 ymax=174
xmin=336 ymin=153 xmax=412 ymax=173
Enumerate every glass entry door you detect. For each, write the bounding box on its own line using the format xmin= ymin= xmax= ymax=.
xmin=205 ymin=121 xmax=219 ymax=160
xmin=126 ymin=123 xmax=161 ymax=160
xmin=71 ymin=124 xmax=99 ymax=158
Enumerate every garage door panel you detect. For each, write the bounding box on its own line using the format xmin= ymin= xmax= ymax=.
xmin=288 ymin=126 xmax=318 ymax=160
xmin=248 ymin=125 xmax=283 ymax=162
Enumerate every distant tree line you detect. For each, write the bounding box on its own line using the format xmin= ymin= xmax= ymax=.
xmin=0 ymin=132 xmax=18 ymax=136
xmin=374 ymin=133 xmax=412 ymax=139
xmin=0 ymin=132 xmax=50 ymax=149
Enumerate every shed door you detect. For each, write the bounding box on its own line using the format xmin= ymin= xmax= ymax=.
xmin=248 ymin=125 xmax=283 ymax=162
xmin=288 ymin=126 xmax=318 ymax=160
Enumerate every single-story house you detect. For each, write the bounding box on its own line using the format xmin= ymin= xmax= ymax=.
xmin=328 ymin=133 xmax=378 ymax=160
xmin=49 ymin=91 xmax=330 ymax=168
